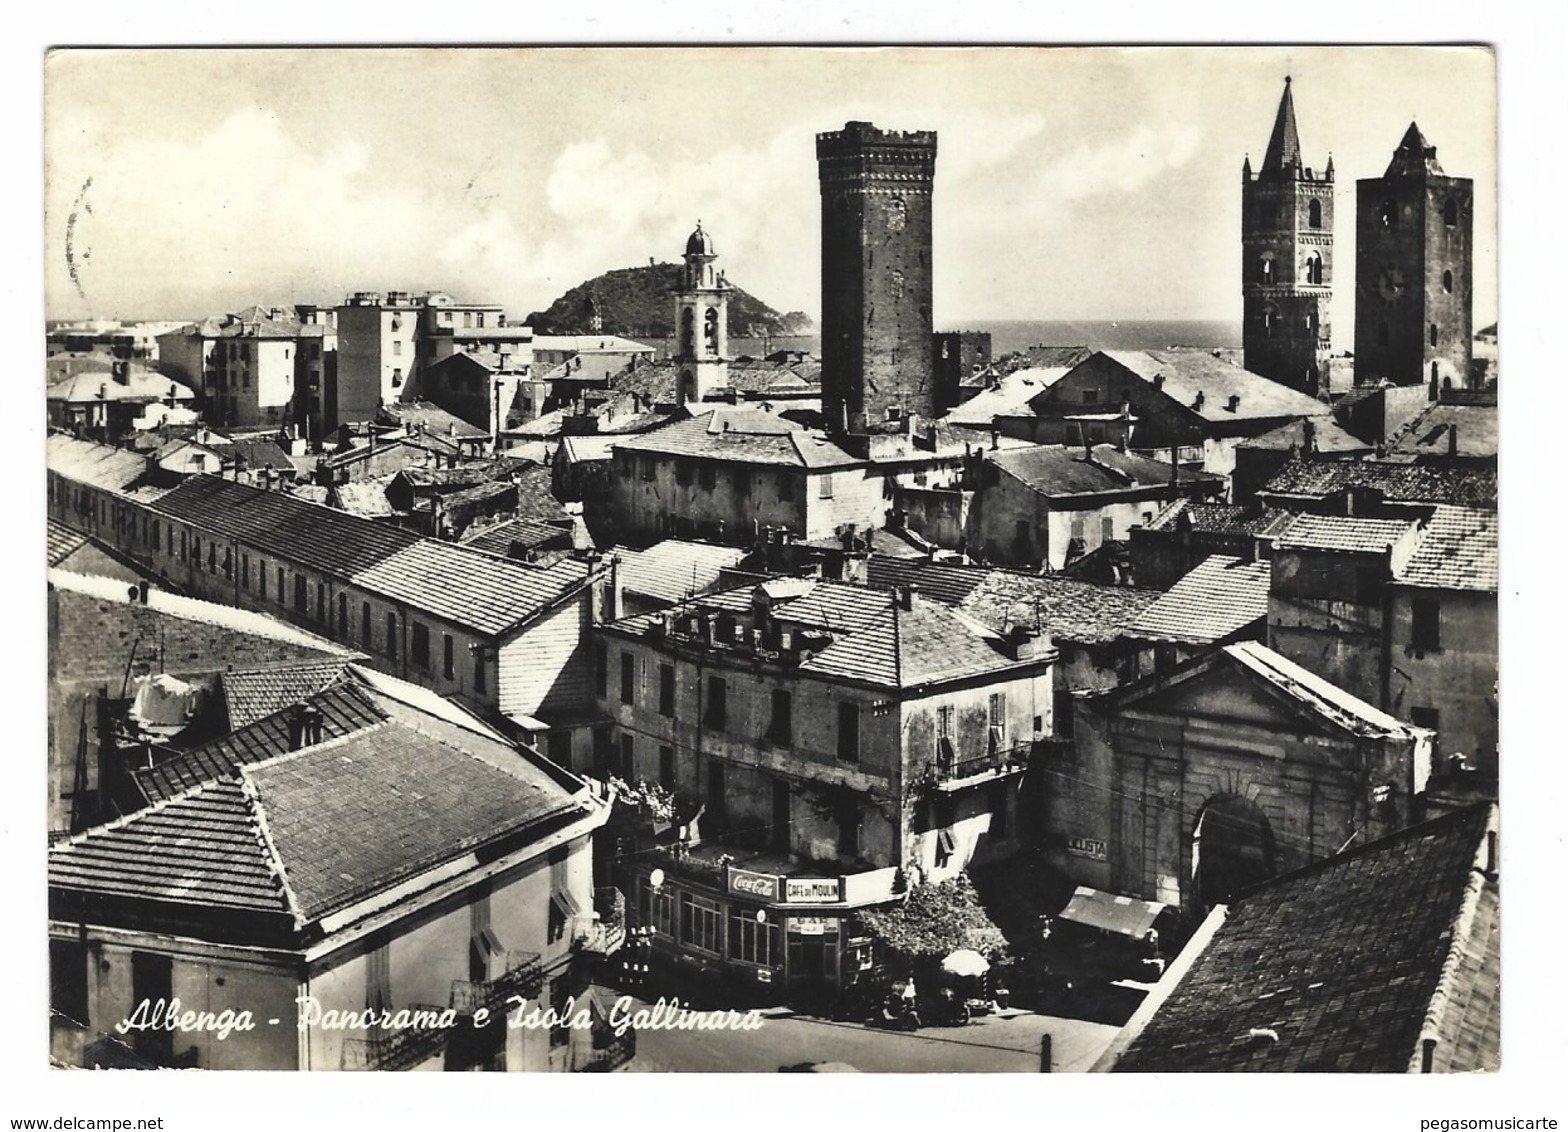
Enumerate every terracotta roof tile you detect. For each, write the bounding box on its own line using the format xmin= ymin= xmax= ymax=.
xmin=1111 ymin=805 xmax=1497 ymax=1073
xmin=1127 ymin=556 xmax=1271 ymax=644
xmin=220 ymin=659 xmax=353 ymax=729
xmin=1396 ymin=506 xmax=1498 ymax=592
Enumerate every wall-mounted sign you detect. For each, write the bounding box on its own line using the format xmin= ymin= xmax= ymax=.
xmin=784 ymin=877 xmax=842 ymax=904
xmin=728 ymin=867 xmax=782 ymax=901
xmin=788 ymin=917 xmax=827 ymax=936
xmin=1066 ymin=836 xmax=1108 ymax=861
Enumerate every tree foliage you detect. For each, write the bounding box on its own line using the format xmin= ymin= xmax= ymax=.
xmin=854 ymin=873 xmax=1008 ymax=962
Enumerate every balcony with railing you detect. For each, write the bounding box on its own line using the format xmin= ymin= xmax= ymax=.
xmin=449 ymin=949 xmax=545 ymax=1019
xmin=927 ymin=738 xmax=1033 ymax=792
xmin=339 ymin=1006 xmax=452 ymax=1072
xmin=575 ymin=887 xmax=628 ymax=957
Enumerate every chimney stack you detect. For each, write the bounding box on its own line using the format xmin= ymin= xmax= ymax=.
xmin=1448 ymin=423 xmax=1459 ymax=458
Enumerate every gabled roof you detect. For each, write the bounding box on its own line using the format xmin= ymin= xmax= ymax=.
xmin=989 ymin=443 xmax=1220 ymax=498
xmin=1143 ymin=498 xmax=1296 ymax=537
xmin=946 ymin=365 xmax=1082 ymax=427
xmin=612 ymin=410 xmax=861 ymax=469
xmin=381 ymin=400 xmax=488 ymax=440
xmin=46 ymin=434 xmax=153 ymax=493
xmin=47 ymin=368 xmax=195 ymax=405
xmin=612 ymin=540 xmax=750 ymax=605
xmin=1274 ymin=512 xmax=1418 ymax=555
xmin=1103 ymin=804 xmax=1498 ymax=1073
xmin=1395 ymin=506 xmax=1498 ymax=592
xmin=462 ymin=517 xmax=574 ymax=558
xmin=1386 ymin=402 xmax=1498 ymax=461
xmin=1259 ymin=460 xmax=1497 ymax=509
xmin=1237 ymin=418 xmax=1373 ymax=454
xmin=1048 ymin=351 xmax=1331 ymax=425
xmin=220 ymin=659 xmax=354 ymax=730
xmin=1127 ymin=556 xmax=1272 ymax=645
xmin=609 ymin=578 xmax=1047 ymax=690
xmin=865 ymin=559 xmax=1160 ymax=646
xmin=46 ymin=520 xmax=90 ymax=567
xmin=58 ymin=709 xmax=591 ymax=930
xmin=146 ymin=476 xmax=592 ymax=637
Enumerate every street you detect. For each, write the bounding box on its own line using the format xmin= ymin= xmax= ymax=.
xmin=612 ymin=996 xmax=1121 ymax=1073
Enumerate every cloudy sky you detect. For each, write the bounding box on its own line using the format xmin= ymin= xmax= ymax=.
xmin=44 ymin=46 xmax=1496 ymax=335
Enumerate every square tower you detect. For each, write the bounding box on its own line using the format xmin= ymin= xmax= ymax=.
xmin=1242 ymin=78 xmax=1334 ymax=398
xmin=816 ymin=122 xmax=938 ymax=434
xmin=1354 ymin=123 xmax=1474 ymax=389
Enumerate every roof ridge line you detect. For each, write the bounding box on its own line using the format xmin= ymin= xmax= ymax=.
xmin=50 ymin=774 xmax=244 ymax=849
xmin=239 ymin=715 xmax=393 ymax=778
xmin=1413 ymin=811 xmax=1497 ymax=1067
xmin=240 ymin=774 xmax=307 ymax=928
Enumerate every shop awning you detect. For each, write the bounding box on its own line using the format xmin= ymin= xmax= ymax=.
xmin=1056 ymin=886 xmax=1169 ymax=939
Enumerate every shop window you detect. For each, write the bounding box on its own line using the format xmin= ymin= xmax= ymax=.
xmin=728 ymin=907 xmax=780 ymax=967
xmin=680 ymin=893 xmax=723 ymax=955
xmin=642 ymin=879 xmax=675 ymax=937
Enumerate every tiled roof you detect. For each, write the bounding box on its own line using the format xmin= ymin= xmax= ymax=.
xmin=1237 ymin=418 xmax=1373 ymax=453
xmin=610 ymin=579 xmax=1043 ymax=690
xmin=1260 ymin=460 xmax=1497 ymax=509
xmin=865 ymin=559 xmax=1160 ymax=646
xmin=1275 ymin=513 xmax=1417 ymax=554
xmin=1127 ymin=556 xmax=1271 ymax=644
xmin=990 ymin=444 xmax=1220 ymax=497
xmin=49 ymin=780 xmax=291 ymax=915
xmin=1395 ymin=506 xmax=1498 ymax=592
xmin=46 ymin=369 xmax=195 ymax=405
xmin=612 ymin=540 xmax=750 ymax=605
xmin=1144 ymin=499 xmax=1295 ymax=537
xmin=330 ymin=479 xmax=395 ymax=518
xmin=1385 ymin=120 xmax=1446 ymax=178
xmin=947 ymin=365 xmax=1082 ymax=427
xmin=462 ymin=518 xmax=574 ymax=557
xmin=612 ymin=411 xmax=861 ymax=469
xmin=1022 ymin=345 xmax=1094 ymax=370
xmin=220 ymin=659 xmax=353 ymax=729
xmin=1386 ymin=403 xmax=1498 ymax=461
xmin=1108 ymin=804 xmax=1498 ymax=1073
xmin=46 ymin=434 xmax=152 ymax=494
xmin=137 ymin=682 xmax=386 ymax=804
xmin=62 ymin=711 xmax=589 ymax=927
xmin=248 ymin=721 xmax=581 ymax=921
xmin=382 ymin=400 xmax=489 ymax=440
xmin=46 ymin=520 xmax=90 ymax=567
xmin=147 ymin=477 xmax=591 ymax=636
xmin=1077 ymin=350 xmax=1331 ymax=424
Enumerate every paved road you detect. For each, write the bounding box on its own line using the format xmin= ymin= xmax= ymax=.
xmin=614 ymin=997 xmax=1119 ymax=1074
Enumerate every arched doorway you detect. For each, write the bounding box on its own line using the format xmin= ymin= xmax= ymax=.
xmin=1191 ymin=795 xmax=1277 ymax=909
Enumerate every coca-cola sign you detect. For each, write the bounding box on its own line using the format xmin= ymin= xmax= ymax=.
xmin=727 ymin=867 xmax=780 ymax=901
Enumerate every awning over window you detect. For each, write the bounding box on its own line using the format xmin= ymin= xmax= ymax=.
xmin=1056 ymin=886 xmax=1169 ymax=939
xmin=551 ymin=890 xmax=583 ymax=919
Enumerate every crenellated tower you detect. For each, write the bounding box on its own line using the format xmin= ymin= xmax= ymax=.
xmin=816 ymin=122 xmax=938 ymax=434
xmin=672 ymin=221 xmax=730 ymax=405
xmin=1242 ymin=78 xmax=1334 ymax=397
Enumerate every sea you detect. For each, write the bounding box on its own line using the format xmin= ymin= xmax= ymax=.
xmin=732 ymin=320 xmax=1243 ymax=360
xmin=943 ymin=319 xmax=1243 ymax=358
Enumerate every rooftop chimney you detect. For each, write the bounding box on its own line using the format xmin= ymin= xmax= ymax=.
xmin=1448 ymin=423 xmax=1459 ymax=458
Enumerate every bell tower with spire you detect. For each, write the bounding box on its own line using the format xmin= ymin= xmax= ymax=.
xmin=672 ymin=221 xmax=730 ymax=405
xmin=1242 ymin=77 xmax=1334 ymax=397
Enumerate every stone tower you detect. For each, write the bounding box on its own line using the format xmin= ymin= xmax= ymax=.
xmin=672 ymin=221 xmax=729 ymax=405
xmin=816 ymin=122 xmax=938 ymax=434
xmin=1242 ymin=78 xmax=1334 ymax=397
xmin=1353 ymin=123 xmax=1473 ymax=389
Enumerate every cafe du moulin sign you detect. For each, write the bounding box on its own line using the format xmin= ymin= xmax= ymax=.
xmin=727 ymin=866 xmax=843 ymax=905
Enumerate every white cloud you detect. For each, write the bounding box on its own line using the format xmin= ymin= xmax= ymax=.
xmin=1035 ymin=124 xmax=1203 ymax=203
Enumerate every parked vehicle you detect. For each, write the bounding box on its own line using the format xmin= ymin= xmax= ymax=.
xmin=1036 ymin=886 xmax=1175 ymax=999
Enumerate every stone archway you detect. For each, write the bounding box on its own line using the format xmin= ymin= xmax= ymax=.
xmin=1192 ymin=794 xmax=1277 ymax=910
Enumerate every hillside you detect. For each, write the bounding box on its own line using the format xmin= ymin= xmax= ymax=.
xmin=524 ymin=263 xmax=813 ymax=339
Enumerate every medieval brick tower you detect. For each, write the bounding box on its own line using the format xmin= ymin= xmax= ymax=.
xmin=1242 ymin=78 xmax=1334 ymax=397
xmin=1353 ymin=123 xmax=1473 ymax=389
xmin=672 ymin=221 xmax=730 ymax=405
xmin=816 ymin=122 xmax=938 ymax=434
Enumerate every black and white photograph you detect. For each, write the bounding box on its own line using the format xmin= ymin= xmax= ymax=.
xmin=16 ymin=20 xmax=1550 ymax=1130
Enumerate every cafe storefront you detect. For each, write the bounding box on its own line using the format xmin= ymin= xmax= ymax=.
xmin=630 ymin=852 xmax=897 ymax=1004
